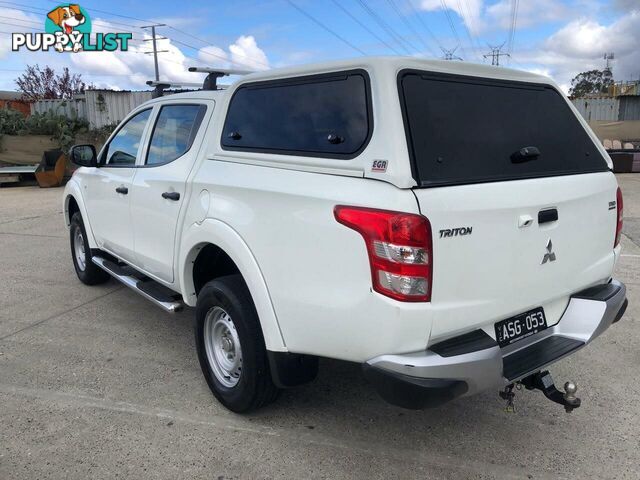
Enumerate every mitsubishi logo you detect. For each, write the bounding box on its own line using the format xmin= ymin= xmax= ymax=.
xmin=541 ymin=239 xmax=556 ymax=264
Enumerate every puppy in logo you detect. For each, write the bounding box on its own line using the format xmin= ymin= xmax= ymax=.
xmin=47 ymin=5 xmax=85 ymax=52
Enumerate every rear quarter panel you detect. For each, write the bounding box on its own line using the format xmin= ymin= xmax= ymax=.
xmin=189 ymin=159 xmax=434 ymax=361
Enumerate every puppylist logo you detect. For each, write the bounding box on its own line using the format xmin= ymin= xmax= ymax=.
xmin=12 ymin=4 xmax=132 ymax=53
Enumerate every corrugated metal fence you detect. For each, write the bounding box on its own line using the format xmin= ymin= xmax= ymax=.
xmin=571 ymin=96 xmax=640 ymax=122
xmin=571 ymin=97 xmax=619 ymax=121
xmin=31 ymin=90 xmax=152 ymax=129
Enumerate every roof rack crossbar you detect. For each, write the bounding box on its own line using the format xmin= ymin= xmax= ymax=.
xmin=146 ymin=80 xmax=202 ymax=98
xmin=188 ymin=67 xmax=255 ymax=90
xmin=146 ymin=68 xmax=254 ymax=97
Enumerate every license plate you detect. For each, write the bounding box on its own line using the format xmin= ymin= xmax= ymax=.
xmin=494 ymin=307 xmax=547 ymax=348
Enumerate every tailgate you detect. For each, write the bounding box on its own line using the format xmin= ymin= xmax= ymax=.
xmin=414 ymin=172 xmax=618 ymax=340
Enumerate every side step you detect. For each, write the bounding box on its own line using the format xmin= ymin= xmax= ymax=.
xmin=92 ymin=256 xmax=184 ymax=313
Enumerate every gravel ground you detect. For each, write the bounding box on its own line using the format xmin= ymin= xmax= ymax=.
xmin=0 ymin=174 xmax=638 ymax=479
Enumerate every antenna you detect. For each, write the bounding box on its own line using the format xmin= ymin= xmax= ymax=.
xmin=604 ymin=52 xmax=615 ymax=75
xmin=188 ymin=67 xmax=255 ymax=90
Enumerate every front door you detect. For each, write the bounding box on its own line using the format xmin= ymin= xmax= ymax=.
xmin=130 ymin=103 xmax=210 ymax=283
xmin=83 ymin=108 xmax=152 ymax=262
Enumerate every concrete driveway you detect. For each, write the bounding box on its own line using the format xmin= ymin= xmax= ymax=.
xmin=1 ymin=175 xmax=638 ymax=479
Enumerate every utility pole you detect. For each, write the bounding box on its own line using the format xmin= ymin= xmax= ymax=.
xmin=142 ymin=24 xmax=168 ymax=82
xmin=483 ymin=43 xmax=510 ymax=66
xmin=441 ymin=46 xmax=462 ymax=61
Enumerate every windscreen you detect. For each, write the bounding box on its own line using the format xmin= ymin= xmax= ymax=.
xmin=399 ymin=71 xmax=608 ymax=187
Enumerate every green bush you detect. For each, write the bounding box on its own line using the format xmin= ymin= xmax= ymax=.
xmin=0 ymin=109 xmax=90 ymax=151
xmin=0 ymin=109 xmax=27 ymax=135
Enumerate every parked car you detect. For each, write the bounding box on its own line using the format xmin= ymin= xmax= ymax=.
xmin=64 ymin=57 xmax=628 ymax=413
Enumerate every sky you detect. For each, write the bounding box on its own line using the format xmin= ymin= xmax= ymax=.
xmin=0 ymin=0 xmax=638 ymax=94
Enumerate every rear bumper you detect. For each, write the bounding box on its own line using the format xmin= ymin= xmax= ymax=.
xmin=363 ymin=279 xmax=627 ymax=409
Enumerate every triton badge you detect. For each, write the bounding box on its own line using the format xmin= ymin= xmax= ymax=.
xmin=439 ymin=227 xmax=472 ymax=238
xmin=541 ymin=238 xmax=556 ymax=264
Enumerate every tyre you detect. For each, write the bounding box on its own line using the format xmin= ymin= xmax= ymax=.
xmin=70 ymin=212 xmax=110 ymax=285
xmin=195 ymin=274 xmax=279 ymax=412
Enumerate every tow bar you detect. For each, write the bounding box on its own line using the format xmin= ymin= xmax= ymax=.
xmin=500 ymin=370 xmax=581 ymax=413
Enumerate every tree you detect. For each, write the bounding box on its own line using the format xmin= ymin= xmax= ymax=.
xmin=15 ymin=65 xmax=87 ymax=101
xmin=568 ymin=69 xmax=614 ymax=98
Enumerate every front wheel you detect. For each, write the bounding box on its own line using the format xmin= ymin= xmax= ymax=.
xmin=70 ymin=212 xmax=110 ymax=285
xmin=195 ymin=275 xmax=279 ymax=412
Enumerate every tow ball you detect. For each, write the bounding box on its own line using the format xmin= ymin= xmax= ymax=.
xmin=500 ymin=370 xmax=581 ymax=413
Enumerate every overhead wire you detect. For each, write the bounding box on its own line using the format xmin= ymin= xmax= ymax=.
xmin=403 ymin=0 xmax=445 ymax=57
xmin=439 ymin=0 xmax=468 ymax=60
xmin=454 ymin=0 xmax=482 ymax=61
xmin=329 ymin=0 xmax=402 ymax=55
xmin=285 ymin=0 xmax=367 ymax=55
xmin=356 ymin=0 xmax=413 ymax=55
xmin=384 ymin=0 xmax=437 ymax=56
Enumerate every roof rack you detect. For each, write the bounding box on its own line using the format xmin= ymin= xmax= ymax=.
xmin=147 ymin=68 xmax=254 ymax=98
xmin=146 ymin=80 xmax=202 ymax=98
xmin=188 ymin=67 xmax=255 ymax=91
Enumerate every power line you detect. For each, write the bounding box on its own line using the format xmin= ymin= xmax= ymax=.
xmin=440 ymin=0 xmax=466 ymax=59
xmin=454 ymin=0 xmax=482 ymax=61
xmin=3 ymin=2 xmax=270 ymax=69
xmin=404 ymin=0 xmax=444 ymax=57
xmin=330 ymin=0 xmax=401 ymax=55
xmin=0 ymin=1 xmax=143 ymax=31
xmin=285 ymin=0 xmax=367 ymax=55
xmin=384 ymin=0 xmax=437 ymax=56
xmin=356 ymin=0 xmax=414 ymax=55
xmin=506 ymin=0 xmax=519 ymax=59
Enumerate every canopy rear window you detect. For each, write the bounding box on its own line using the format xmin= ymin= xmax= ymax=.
xmin=398 ymin=71 xmax=608 ymax=187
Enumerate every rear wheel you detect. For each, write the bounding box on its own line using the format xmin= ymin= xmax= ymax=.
xmin=70 ymin=212 xmax=110 ymax=285
xmin=195 ymin=274 xmax=279 ymax=412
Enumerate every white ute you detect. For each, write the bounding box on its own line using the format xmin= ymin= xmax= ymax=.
xmin=64 ymin=57 xmax=628 ymax=412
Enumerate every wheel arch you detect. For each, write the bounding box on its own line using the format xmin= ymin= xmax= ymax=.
xmin=63 ymin=182 xmax=98 ymax=249
xmin=179 ymin=219 xmax=287 ymax=352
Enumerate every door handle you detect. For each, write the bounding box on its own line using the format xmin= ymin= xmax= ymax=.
xmin=538 ymin=208 xmax=558 ymax=224
xmin=162 ymin=191 xmax=180 ymax=201
xmin=115 ymin=186 xmax=128 ymax=195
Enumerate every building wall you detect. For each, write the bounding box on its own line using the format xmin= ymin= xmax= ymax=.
xmin=0 ymin=99 xmax=31 ymax=116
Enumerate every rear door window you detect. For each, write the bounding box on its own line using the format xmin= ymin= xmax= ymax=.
xmin=398 ymin=71 xmax=608 ymax=187
xmin=146 ymin=104 xmax=206 ymax=165
xmin=221 ymin=70 xmax=372 ymax=158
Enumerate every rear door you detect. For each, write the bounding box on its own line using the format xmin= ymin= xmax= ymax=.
xmin=129 ymin=102 xmax=210 ymax=283
xmin=398 ymin=71 xmax=619 ymax=339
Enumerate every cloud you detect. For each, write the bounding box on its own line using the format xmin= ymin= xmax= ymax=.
xmin=613 ymin=0 xmax=640 ymax=11
xmin=229 ymin=35 xmax=269 ymax=71
xmin=485 ymin=0 xmax=569 ymax=29
xmin=419 ymin=0 xmax=484 ymax=34
xmin=515 ymin=11 xmax=640 ymax=92
xmin=65 ymin=19 xmax=270 ymax=89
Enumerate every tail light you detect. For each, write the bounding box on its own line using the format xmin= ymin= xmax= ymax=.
xmin=334 ymin=206 xmax=432 ymax=302
xmin=615 ymin=186 xmax=623 ymax=247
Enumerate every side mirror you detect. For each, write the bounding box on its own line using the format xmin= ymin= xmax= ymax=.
xmin=69 ymin=144 xmax=98 ymax=167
